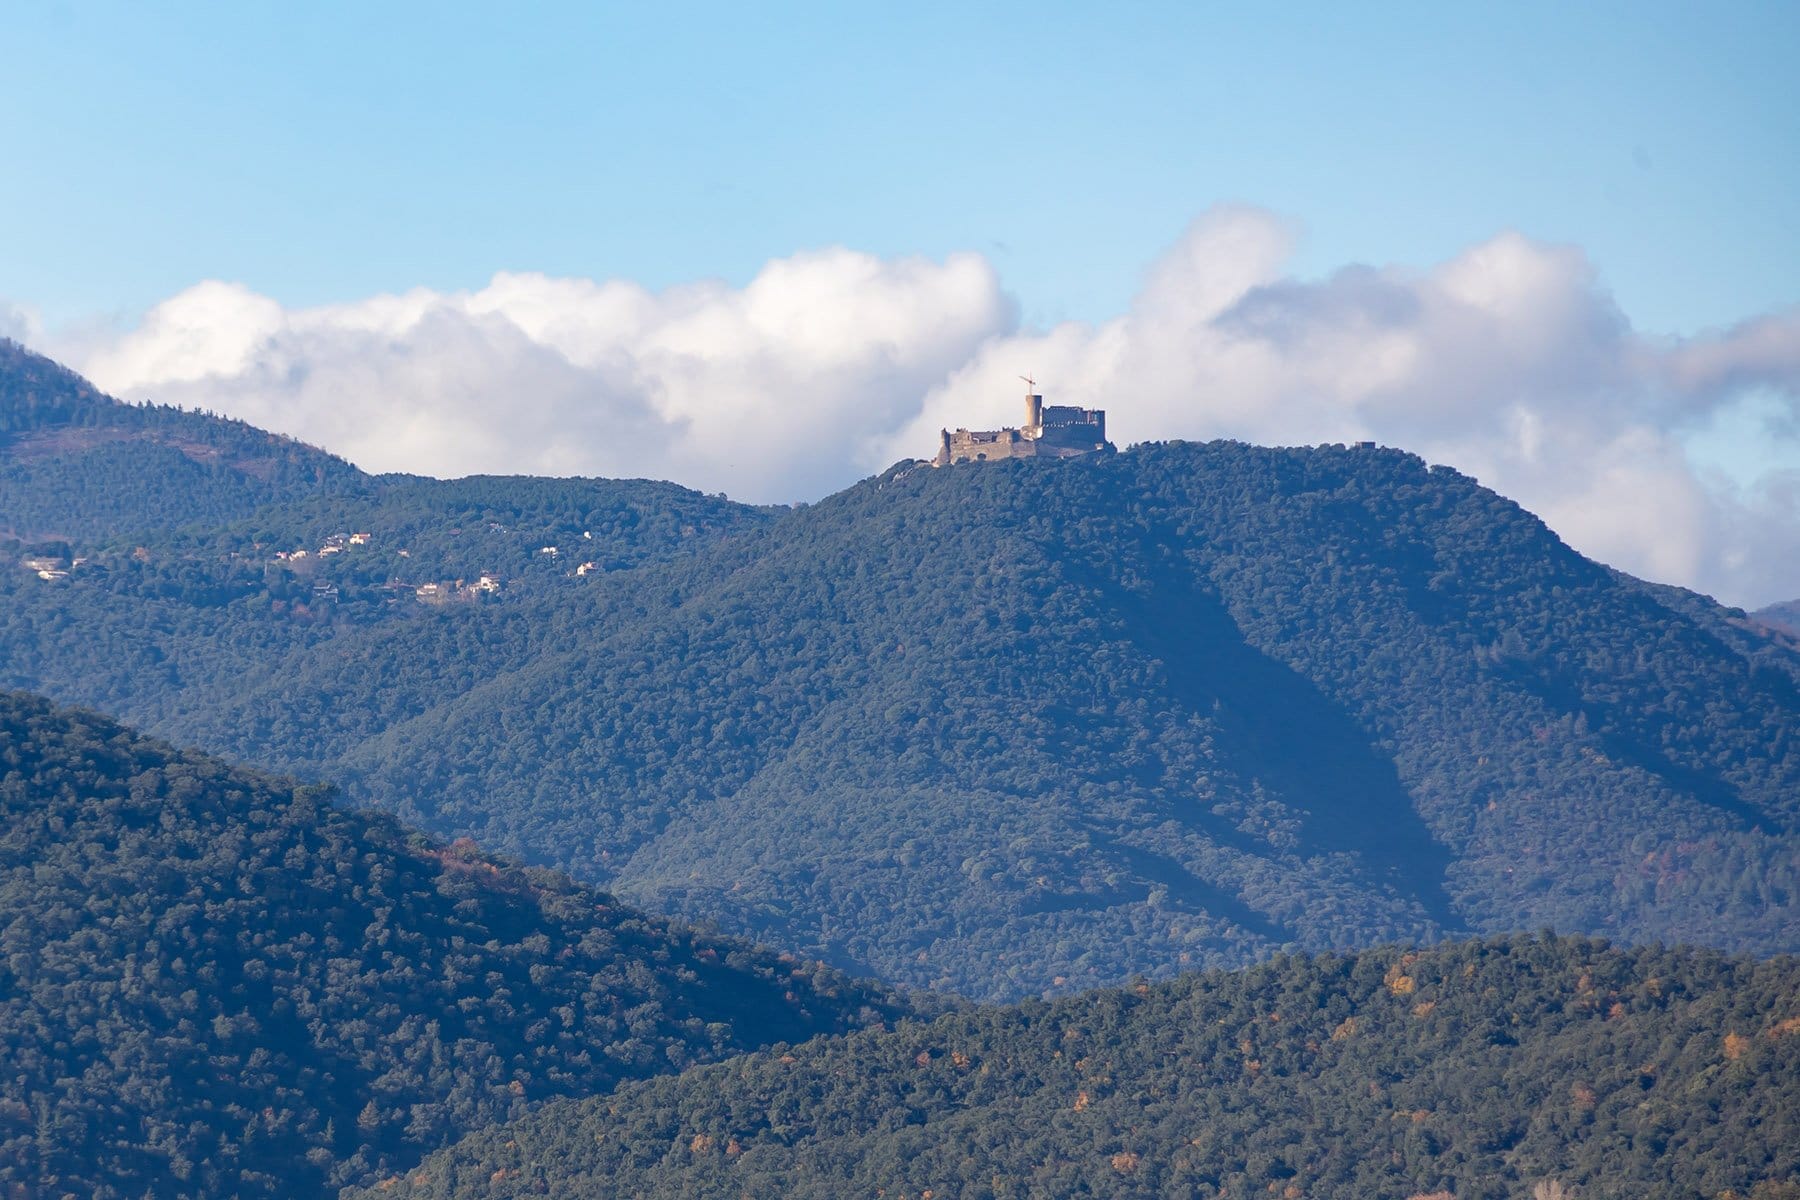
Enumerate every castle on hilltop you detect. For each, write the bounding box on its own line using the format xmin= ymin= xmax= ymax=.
xmin=933 ymin=380 xmax=1112 ymax=466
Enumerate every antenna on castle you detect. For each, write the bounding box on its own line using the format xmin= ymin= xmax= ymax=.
xmin=1019 ymin=374 xmax=1036 ymax=393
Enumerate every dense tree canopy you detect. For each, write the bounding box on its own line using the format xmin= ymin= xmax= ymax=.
xmin=0 ymin=338 xmax=366 ymax=541
xmin=5 ymin=338 xmax=1797 ymax=1200
xmin=0 ymin=690 xmax=913 ymax=1199
xmin=354 ymin=934 xmax=1800 ymax=1200
xmin=4 ymin=342 xmax=1797 ymax=1002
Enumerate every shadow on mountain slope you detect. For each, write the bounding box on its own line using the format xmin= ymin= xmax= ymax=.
xmin=1122 ymin=565 xmax=1462 ymax=932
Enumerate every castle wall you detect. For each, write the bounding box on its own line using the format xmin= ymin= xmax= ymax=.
xmin=932 ymin=391 xmax=1111 ymax=467
xmin=939 ymin=427 xmax=1041 ymax=465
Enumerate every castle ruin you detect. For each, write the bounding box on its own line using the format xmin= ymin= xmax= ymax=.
xmin=933 ymin=381 xmax=1112 ymax=466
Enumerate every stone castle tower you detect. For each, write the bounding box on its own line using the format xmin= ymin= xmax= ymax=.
xmin=934 ymin=384 xmax=1111 ymax=466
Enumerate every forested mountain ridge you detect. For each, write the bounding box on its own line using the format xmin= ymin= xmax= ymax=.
xmin=0 ymin=337 xmax=366 ymax=541
xmin=355 ymin=934 xmax=1800 ymax=1200
xmin=0 ymin=689 xmax=915 ymax=1199
xmin=3 ymin=345 xmax=1798 ymax=1001
xmin=225 ymin=443 xmax=1800 ymax=997
xmin=0 ymin=337 xmax=765 ymax=571
xmin=0 ymin=341 xmax=769 ymax=736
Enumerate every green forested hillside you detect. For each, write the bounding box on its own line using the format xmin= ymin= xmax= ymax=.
xmin=0 ymin=341 xmax=767 ymax=736
xmin=3 ymin=346 xmax=1798 ymax=1001
xmin=0 ymin=338 xmax=763 ymax=579
xmin=129 ymin=447 xmax=1800 ymax=998
xmin=0 ymin=338 xmax=367 ymax=540
xmin=0 ymin=690 xmax=912 ymax=1200
xmin=355 ymin=934 xmax=1800 ymax=1200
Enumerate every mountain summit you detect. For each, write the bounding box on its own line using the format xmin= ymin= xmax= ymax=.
xmin=3 ymin=349 xmax=1797 ymax=1000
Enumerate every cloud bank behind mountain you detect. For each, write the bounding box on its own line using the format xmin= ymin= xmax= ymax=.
xmin=12 ymin=207 xmax=1798 ymax=606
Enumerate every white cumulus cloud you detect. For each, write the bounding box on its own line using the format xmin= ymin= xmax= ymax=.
xmin=19 ymin=207 xmax=1800 ymax=607
xmin=0 ymin=302 xmax=40 ymax=346
xmin=66 ymin=249 xmax=1013 ymax=503
xmin=882 ymin=210 xmax=1800 ymax=608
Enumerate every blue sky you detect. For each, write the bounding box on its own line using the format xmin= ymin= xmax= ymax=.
xmin=4 ymin=2 xmax=1798 ymax=604
xmin=5 ymin=1 xmax=1795 ymax=333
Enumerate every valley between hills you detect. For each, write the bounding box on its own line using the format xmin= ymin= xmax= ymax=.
xmin=3 ymin=338 xmax=1797 ymax=1198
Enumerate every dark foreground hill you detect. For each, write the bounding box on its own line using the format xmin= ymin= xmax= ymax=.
xmin=355 ymin=934 xmax=1800 ymax=1200
xmin=4 ymin=345 xmax=1799 ymax=1001
xmin=0 ymin=690 xmax=911 ymax=1199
